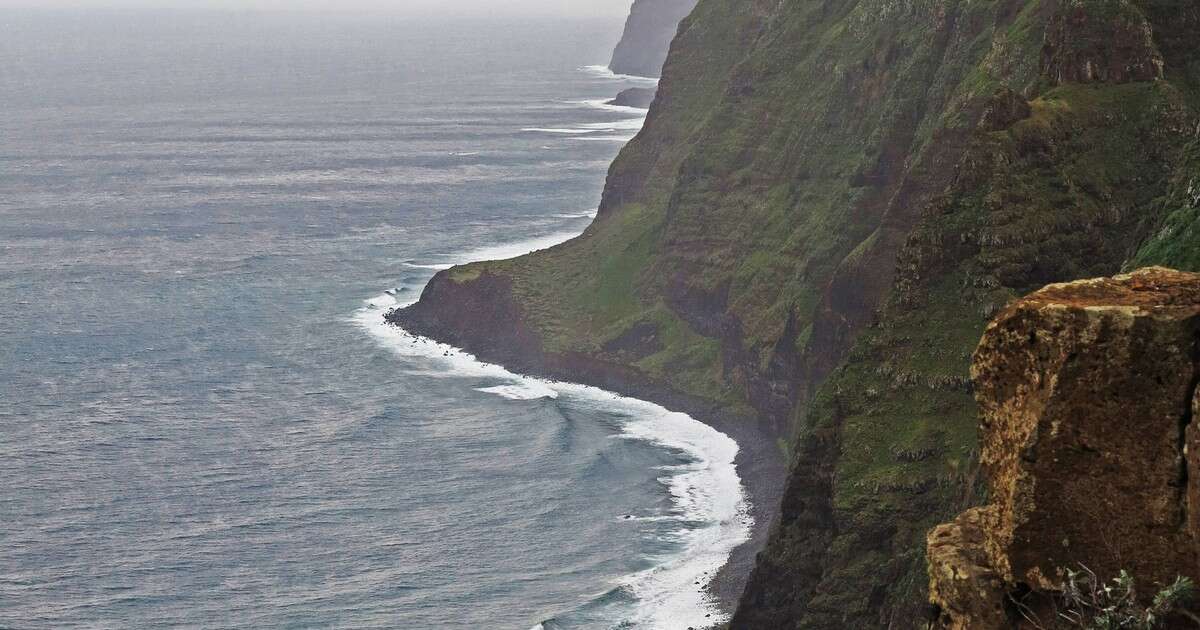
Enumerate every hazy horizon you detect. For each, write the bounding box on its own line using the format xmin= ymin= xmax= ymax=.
xmin=0 ymin=3 xmax=727 ymax=625
xmin=0 ymin=0 xmax=635 ymax=18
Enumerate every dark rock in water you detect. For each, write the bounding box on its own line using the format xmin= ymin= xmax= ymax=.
xmin=607 ymin=87 xmax=657 ymax=109
xmin=609 ymin=0 xmax=698 ymax=78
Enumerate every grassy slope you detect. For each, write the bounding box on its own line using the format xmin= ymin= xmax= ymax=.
xmin=449 ymin=0 xmax=1056 ymax=423
xmin=446 ymin=0 xmax=768 ymax=406
xmin=421 ymin=0 xmax=1200 ymax=625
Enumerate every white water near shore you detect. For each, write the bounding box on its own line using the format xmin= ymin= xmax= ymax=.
xmin=580 ymin=65 xmax=662 ymax=85
xmin=4 ymin=16 xmax=719 ymax=630
xmin=355 ymin=151 xmax=747 ymax=630
xmin=354 ymin=284 xmax=752 ymax=628
xmin=352 ymin=67 xmax=751 ymax=629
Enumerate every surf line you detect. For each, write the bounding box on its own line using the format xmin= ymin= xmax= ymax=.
xmin=355 ymin=279 xmax=752 ymax=629
xmin=353 ymin=79 xmax=749 ymax=627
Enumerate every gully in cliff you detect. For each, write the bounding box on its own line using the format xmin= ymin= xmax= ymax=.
xmin=929 ymin=267 xmax=1200 ymax=629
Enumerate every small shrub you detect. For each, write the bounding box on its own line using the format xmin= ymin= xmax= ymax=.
xmin=1054 ymin=566 xmax=1197 ymax=629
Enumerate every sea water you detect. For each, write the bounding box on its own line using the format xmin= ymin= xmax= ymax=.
xmin=0 ymin=10 xmax=748 ymax=629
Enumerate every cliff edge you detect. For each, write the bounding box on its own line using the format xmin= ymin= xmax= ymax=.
xmin=929 ymin=267 xmax=1200 ymax=629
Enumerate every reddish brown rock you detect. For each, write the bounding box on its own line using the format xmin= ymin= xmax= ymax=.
xmin=927 ymin=506 xmax=1008 ymax=630
xmin=929 ymin=267 xmax=1200 ymax=629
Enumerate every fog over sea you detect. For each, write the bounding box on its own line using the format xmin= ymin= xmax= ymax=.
xmin=0 ymin=10 xmax=751 ymax=630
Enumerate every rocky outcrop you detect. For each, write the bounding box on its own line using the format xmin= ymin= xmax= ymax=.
xmin=1041 ymin=0 xmax=1164 ymax=85
xmin=929 ymin=267 xmax=1200 ymax=630
xmin=609 ymin=0 xmax=698 ymax=78
xmin=608 ymin=87 xmax=657 ymax=109
xmin=396 ymin=271 xmax=543 ymax=366
xmin=927 ymin=508 xmax=1009 ymax=630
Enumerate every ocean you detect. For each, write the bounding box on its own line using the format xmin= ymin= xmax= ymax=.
xmin=0 ymin=9 xmax=750 ymax=630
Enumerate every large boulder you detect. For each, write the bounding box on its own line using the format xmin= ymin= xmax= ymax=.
xmin=930 ymin=267 xmax=1200 ymax=629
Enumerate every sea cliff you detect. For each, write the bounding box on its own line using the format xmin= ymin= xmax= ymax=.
xmin=390 ymin=0 xmax=1200 ymax=625
xmin=608 ymin=0 xmax=699 ymax=78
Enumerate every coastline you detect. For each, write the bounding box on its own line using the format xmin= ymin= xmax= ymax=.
xmin=385 ymin=284 xmax=787 ymax=617
xmin=373 ymin=67 xmax=786 ymax=621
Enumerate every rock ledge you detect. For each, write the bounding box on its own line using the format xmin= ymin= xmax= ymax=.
xmin=929 ymin=267 xmax=1200 ymax=629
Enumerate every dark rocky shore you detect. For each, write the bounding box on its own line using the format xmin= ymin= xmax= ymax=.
xmin=385 ymin=274 xmax=786 ymax=611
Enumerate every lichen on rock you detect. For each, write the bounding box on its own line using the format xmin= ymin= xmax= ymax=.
xmin=927 ymin=506 xmax=1008 ymax=630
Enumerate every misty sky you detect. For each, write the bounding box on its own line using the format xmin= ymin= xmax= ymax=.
xmin=0 ymin=0 xmax=635 ymax=18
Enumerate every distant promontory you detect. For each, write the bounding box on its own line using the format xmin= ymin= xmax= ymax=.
xmin=609 ymin=0 xmax=697 ymax=78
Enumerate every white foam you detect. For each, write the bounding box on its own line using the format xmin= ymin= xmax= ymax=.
xmin=364 ymin=294 xmax=398 ymax=310
xmin=581 ymin=118 xmax=647 ymax=132
xmin=400 ymin=231 xmax=582 ymax=276
xmin=456 ymin=229 xmax=582 ymax=264
xmin=522 ymin=118 xmax=647 ymax=138
xmin=522 ymin=127 xmax=596 ymax=135
xmin=575 ymin=98 xmax=650 ymax=116
xmin=557 ymin=384 xmax=752 ymax=629
xmin=551 ymin=210 xmax=599 ymax=219
xmin=580 ymin=64 xmax=661 ymax=85
xmin=352 ymin=74 xmax=748 ymax=625
xmin=476 ymin=384 xmax=559 ymax=400
xmin=352 ymin=284 xmax=752 ymax=629
xmin=525 ymin=90 xmax=648 ymax=140
xmin=570 ymin=136 xmax=639 ymax=143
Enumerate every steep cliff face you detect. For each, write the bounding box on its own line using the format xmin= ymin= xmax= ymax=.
xmin=733 ymin=2 xmax=1200 ymax=626
xmin=928 ymin=267 xmax=1200 ymax=630
xmin=1041 ymin=0 xmax=1165 ymax=84
xmin=391 ymin=0 xmax=1200 ymax=625
xmin=608 ymin=0 xmax=699 ymax=78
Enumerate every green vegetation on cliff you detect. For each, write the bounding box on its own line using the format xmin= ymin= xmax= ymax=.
xmin=397 ymin=0 xmax=1200 ymax=626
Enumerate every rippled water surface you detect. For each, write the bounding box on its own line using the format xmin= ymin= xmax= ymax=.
xmin=0 ymin=11 xmax=748 ymax=629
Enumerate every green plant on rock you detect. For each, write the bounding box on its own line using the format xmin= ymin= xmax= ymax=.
xmin=1053 ymin=566 xmax=1197 ymax=629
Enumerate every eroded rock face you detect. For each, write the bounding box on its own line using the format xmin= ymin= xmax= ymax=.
xmin=927 ymin=507 xmax=1008 ymax=630
xmin=930 ymin=267 xmax=1200 ymax=629
xmin=1041 ymin=0 xmax=1165 ymax=85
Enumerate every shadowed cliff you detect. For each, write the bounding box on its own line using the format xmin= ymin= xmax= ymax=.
xmin=609 ymin=0 xmax=699 ymax=78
